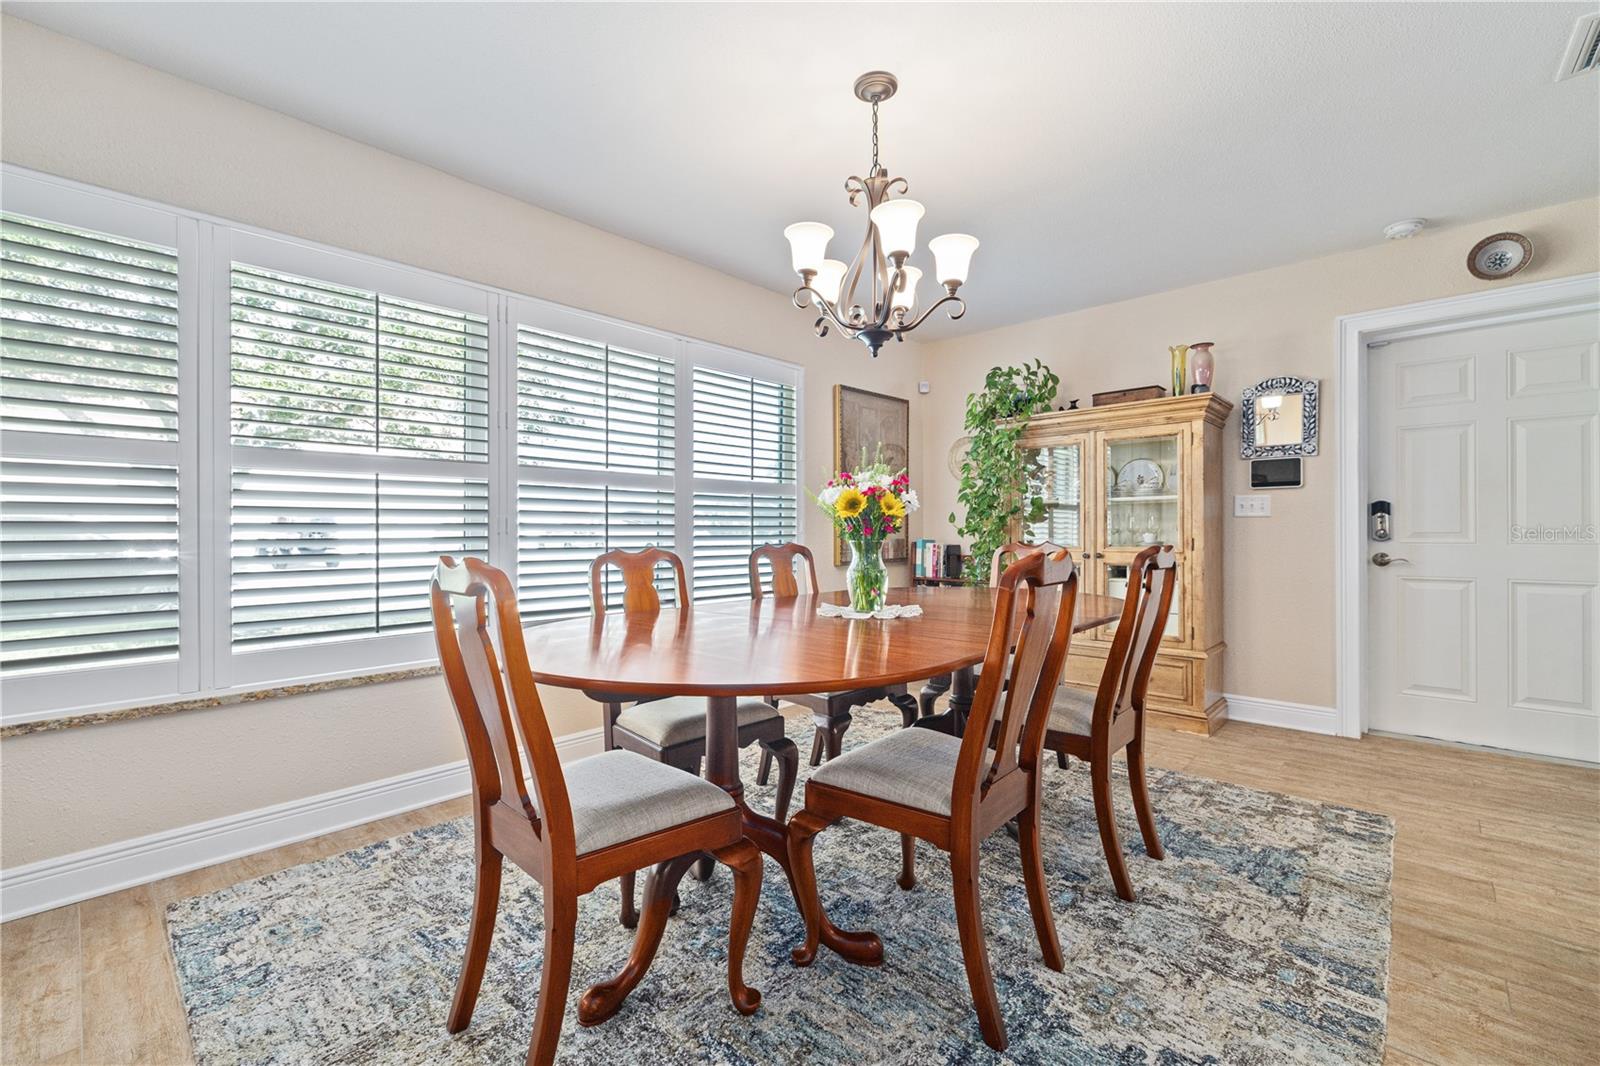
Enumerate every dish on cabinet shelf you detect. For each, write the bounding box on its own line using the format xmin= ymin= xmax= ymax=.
xmin=1116 ymin=458 xmax=1165 ymax=496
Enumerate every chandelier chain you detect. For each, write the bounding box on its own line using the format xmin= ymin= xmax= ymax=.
xmin=871 ymin=100 xmax=879 ymax=170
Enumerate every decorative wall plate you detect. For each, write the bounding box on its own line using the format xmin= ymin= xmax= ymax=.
xmin=948 ymin=434 xmax=973 ymax=478
xmin=1467 ymin=232 xmax=1533 ymax=280
xmin=1117 ymin=458 xmax=1166 ymax=495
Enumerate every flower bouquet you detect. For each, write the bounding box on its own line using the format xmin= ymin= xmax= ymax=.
xmin=815 ymin=453 xmax=920 ymax=614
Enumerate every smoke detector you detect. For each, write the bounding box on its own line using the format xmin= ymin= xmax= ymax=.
xmin=1383 ymin=218 xmax=1427 ymax=240
xmin=1556 ymin=13 xmax=1600 ymax=81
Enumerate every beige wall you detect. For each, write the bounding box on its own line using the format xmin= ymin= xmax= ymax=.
xmin=916 ymin=197 xmax=1600 ymax=710
xmin=0 ymin=18 xmax=928 ymax=867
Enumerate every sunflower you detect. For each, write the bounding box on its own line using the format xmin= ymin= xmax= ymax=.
xmin=878 ymin=492 xmax=906 ymax=519
xmin=835 ymin=487 xmax=867 ymax=519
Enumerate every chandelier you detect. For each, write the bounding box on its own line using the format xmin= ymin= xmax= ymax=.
xmin=784 ymin=71 xmax=977 ymax=357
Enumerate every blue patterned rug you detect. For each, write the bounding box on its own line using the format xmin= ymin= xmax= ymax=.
xmin=166 ymin=716 xmax=1393 ymax=1064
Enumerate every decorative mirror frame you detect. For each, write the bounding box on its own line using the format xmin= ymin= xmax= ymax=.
xmin=1240 ymin=376 xmax=1320 ymax=459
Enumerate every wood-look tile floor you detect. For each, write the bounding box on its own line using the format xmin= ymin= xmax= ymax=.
xmin=3 ymin=719 xmax=1597 ymax=1065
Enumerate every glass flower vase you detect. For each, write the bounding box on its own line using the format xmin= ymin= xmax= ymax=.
xmin=845 ymin=538 xmax=888 ymax=614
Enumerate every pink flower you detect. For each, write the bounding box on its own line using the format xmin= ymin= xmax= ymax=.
xmin=863 ymin=524 xmax=875 ymax=536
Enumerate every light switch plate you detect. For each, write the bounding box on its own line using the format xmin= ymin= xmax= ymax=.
xmin=1234 ymin=494 xmax=1271 ymax=517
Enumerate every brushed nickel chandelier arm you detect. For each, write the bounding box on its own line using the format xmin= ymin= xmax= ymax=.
xmin=783 ymin=71 xmax=978 ymax=358
xmin=897 ymin=290 xmax=968 ymax=332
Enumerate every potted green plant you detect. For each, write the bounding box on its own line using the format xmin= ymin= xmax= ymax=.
xmin=949 ymin=359 xmax=1060 ymax=586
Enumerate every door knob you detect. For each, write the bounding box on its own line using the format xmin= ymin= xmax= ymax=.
xmin=1370 ymin=552 xmax=1410 ymax=567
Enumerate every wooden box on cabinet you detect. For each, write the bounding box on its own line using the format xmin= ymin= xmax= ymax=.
xmin=1020 ymin=393 xmax=1233 ymax=734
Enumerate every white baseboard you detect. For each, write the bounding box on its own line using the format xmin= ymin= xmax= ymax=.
xmin=1224 ymin=693 xmax=1340 ymax=735
xmin=0 ymin=727 xmax=604 ymax=923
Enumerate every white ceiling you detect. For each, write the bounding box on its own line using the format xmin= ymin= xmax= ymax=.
xmin=9 ymin=2 xmax=1598 ymax=333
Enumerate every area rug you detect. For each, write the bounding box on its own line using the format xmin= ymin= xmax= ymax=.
xmin=166 ymin=716 xmax=1393 ymax=1064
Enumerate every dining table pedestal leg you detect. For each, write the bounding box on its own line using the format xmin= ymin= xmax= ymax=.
xmin=910 ymin=666 xmax=978 ymax=738
xmin=703 ymin=695 xmax=883 ymax=966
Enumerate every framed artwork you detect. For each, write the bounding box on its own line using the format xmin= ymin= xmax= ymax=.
xmin=832 ymin=384 xmax=911 ymax=566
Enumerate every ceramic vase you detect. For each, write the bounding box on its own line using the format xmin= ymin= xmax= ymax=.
xmin=1190 ymin=342 xmax=1215 ymax=394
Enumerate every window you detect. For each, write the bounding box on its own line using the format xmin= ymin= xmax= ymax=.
xmin=1 ymin=193 xmax=191 ymax=716
xmin=223 ymin=235 xmax=493 ymax=683
xmin=513 ymin=310 xmax=680 ymax=620
xmin=1 ymin=212 xmax=180 ymax=441
xmin=689 ymin=365 xmax=800 ymax=600
xmin=0 ymin=170 xmax=800 ymax=725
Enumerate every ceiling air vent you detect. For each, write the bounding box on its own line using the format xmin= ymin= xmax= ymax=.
xmin=1555 ymin=13 xmax=1600 ymax=81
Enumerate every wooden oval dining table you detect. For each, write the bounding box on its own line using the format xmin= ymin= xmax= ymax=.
xmin=522 ymin=584 xmax=1122 ymax=967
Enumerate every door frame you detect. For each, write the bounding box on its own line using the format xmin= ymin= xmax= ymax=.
xmin=1334 ymin=272 xmax=1600 ymax=739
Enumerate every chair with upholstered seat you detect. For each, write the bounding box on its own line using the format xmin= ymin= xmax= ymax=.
xmin=429 ymin=556 xmax=764 ymax=1066
xmin=748 ymin=542 xmax=920 ymax=769
xmin=589 ymin=546 xmax=798 ymax=927
xmin=1044 ymin=544 xmax=1177 ymax=902
xmin=786 ymin=549 xmax=1080 ymax=1053
xmin=915 ymin=540 xmax=1067 ymax=731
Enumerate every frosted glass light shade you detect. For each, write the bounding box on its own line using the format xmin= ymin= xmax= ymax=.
xmin=869 ymin=198 xmax=925 ymax=257
xmin=929 ymin=233 xmax=979 ymax=286
xmin=783 ymin=222 xmax=833 ymax=275
xmin=891 ymin=266 xmax=921 ymax=311
xmin=812 ymin=259 xmax=847 ymax=304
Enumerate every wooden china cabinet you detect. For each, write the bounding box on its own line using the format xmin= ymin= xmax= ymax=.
xmin=1018 ymin=393 xmax=1233 ymax=734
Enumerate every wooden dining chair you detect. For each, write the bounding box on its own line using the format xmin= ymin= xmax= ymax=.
xmin=430 ymin=556 xmax=763 ymax=1066
xmin=916 ymin=540 xmax=1067 ymax=728
xmin=590 ymin=546 xmax=798 ymax=927
xmin=748 ymin=542 xmax=921 ymax=769
xmin=786 ymin=549 xmax=1080 ymax=1052
xmin=1044 ymin=544 xmax=1177 ymax=902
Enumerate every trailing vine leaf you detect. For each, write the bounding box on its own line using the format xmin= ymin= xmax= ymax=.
xmin=949 ymin=359 xmax=1059 ymax=586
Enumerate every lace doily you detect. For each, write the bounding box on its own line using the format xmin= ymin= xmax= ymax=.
xmin=816 ymin=602 xmax=924 ymax=621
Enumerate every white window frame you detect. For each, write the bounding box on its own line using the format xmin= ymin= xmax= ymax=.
xmin=682 ymin=341 xmax=802 ymax=600
xmin=0 ymin=171 xmax=202 ymax=717
xmin=0 ymin=164 xmax=802 ymax=727
xmin=214 ymin=228 xmax=496 ymax=689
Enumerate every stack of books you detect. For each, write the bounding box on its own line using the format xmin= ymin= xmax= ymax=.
xmin=913 ymin=540 xmax=964 ymax=580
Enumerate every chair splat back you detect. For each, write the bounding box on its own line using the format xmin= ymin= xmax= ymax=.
xmin=988 ymin=539 xmax=1068 ymax=586
xmin=431 ymin=556 xmax=576 ymax=854
xmin=590 ymin=547 xmax=688 ymax=615
xmin=957 ymin=550 xmax=1079 ymax=807
xmin=1097 ymin=546 xmax=1179 ymax=728
xmin=749 ymin=542 xmax=818 ymax=597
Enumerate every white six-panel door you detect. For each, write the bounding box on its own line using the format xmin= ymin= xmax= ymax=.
xmin=1367 ymin=310 xmax=1600 ymax=761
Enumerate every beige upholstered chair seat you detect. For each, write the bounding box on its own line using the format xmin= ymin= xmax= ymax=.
xmin=561 ymin=749 xmax=735 ymax=855
xmin=809 ymin=727 xmax=990 ymax=816
xmin=615 ymin=696 xmax=783 ymax=748
xmin=1048 ymin=685 xmax=1096 ymax=735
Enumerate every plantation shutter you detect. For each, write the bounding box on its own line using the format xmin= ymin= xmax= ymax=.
xmin=230 ymin=470 xmax=488 ymax=648
xmin=516 ymin=326 xmax=674 ymax=473
xmin=0 ymin=208 xmax=185 ymax=686
xmin=691 ymin=367 xmax=797 ymax=482
xmin=0 ymin=213 xmax=180 ymax=440
xmin=227 ymin=259 xmax=491 ymax=654
xmin=515 ymin=316 xmax=678 ymax=622
xmin=0 ymin=459 xmax=180 ymax=671
xmin=691 ymin=492 xmax=799 ymax=601
xmin=516 ymin=483 xmax=676 ymax=621
xmin=689 ymin=365 xmax=799 ymax=601
xmin=230 ymin=265 xmax=488 ymax=458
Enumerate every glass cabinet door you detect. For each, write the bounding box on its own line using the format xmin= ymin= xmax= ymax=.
xmin=1101 ymin=560 xmax=1184 ymax=646
xmin=1023 ymin=436 xmax=1088 ymax=552
xmin=1098 ymin=426 xmax=1187 ymax=644
xmin=1102 ymin=429 xmax=1185 ymax=551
